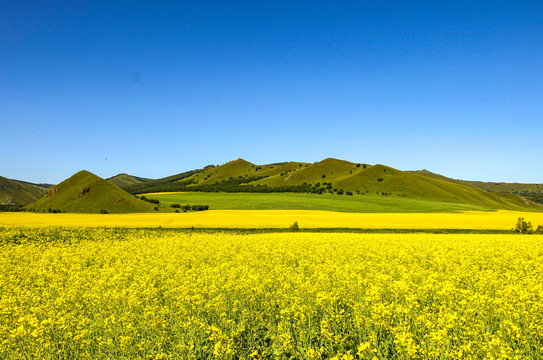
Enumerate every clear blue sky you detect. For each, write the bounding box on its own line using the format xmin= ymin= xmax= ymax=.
xmin=2 ymin=1 xmax=542 ymax=184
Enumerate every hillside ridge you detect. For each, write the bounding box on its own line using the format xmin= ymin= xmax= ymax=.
xmin=25 ymin=170 xmax=156 ymax=213
xmin=123 ymin=158 xmax=542 ymax=212
xmin=0 ymin=176 xmax=45 ymax=205
xmin=107 ymin=173 xmax=154 ymax=188
xmin=11 ymin=159 xmax=543 ymax=213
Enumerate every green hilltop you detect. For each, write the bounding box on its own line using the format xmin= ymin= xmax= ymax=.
xmin=191 ymin=159 xmax=311 ymax=186
xmin=107 ymin=173 xmax=153 ymax=189
xmin=0 ymin=176 xmax=46 ymax=205
xmin=25 ymin=170 xmax=156 ymax=213
xmin=127 ymin=158 xmax=543 ymax=212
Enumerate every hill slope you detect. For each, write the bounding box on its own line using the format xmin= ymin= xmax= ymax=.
xmin=190 ymin=158 xmax=256 ymax=185
xmin=253 ymin=158 xmax=362 ymax=187
xmin=0 ymin=176 xmax=45 ymax=205
xmin=412 ymin=170 xmax=543 ymax=193
xmin=187 ymin=159 xmax=312 ymax=187
xmin=334 ymin=165 xmax=541 ymax=211
xmin=123 ymin=158 xmax=542 ymax=212
xmin=26 ymin=171 xmax=156 ymax=213
xmin=107 ymin=173 xmax=153 ymax=188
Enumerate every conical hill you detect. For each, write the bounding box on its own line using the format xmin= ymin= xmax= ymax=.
xmin=25 ymin=170 xmax=155 ymax=213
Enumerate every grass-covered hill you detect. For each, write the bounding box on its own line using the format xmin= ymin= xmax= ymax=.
xmin=107 ymin=173 xmax=153 ymax=189
xmin=413 ymin=170 xmax=543 ymax=192
xmin=337 ymin=165 xmax=540 ymax=210
xmin=412 ymin=170 xmax=543 ymax=205
xmin=190 ymin=159 xmax=311 ymax=186
xmin=254 ymin=158 xmax=362 ymax=187
xmin=0 ymin=176 xmax=46 ymax=205
xmin=25 ymin=171 xmax=156 ymax=213
xmin=125 ymin=158 xmax=542 ymax=212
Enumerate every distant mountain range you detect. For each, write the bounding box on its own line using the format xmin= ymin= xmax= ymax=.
xmin=1 ymin=158 xmax=542 ymax=213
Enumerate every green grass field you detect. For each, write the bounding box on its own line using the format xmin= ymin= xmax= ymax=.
xmin=143 ymin=191 xmax=495 ymax=213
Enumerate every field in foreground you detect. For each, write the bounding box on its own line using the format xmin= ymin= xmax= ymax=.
xmin=1 ymin=227 xmax=542 ymax=359
xmin=2 ymin=210 xmax=543 ymax=230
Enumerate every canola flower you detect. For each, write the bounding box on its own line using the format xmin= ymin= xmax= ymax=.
xmin=0 ymin=227 xmax=542 ymax=359
xmin=2 ymin=210 xmax=543 ymax=230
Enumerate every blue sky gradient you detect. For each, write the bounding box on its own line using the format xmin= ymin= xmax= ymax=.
xmin=2 ymin=1 xmax=542 ymax=183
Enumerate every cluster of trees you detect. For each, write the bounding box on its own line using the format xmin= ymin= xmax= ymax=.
xmin=2 ymin=207 xmax=69 ymax=213
xmin=47 ymin=208 xmax=64 ymax=213
xmin=0 ymin=205 xmax=24 ymax=212
xmin=188 ymin=183 xmax=316 ymax=193
xmin=17 ymin=208 xmax=65 ymax=213
xmin=514 ymin=217 xmax=543 ymax=234
xmin=135 ymin=195 xmax=160 ymax=205
xmin=170 ymin=204 xmax=209 ymax=212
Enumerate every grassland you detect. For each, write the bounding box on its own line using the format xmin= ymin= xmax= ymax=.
xmin=3 ymin=209 xmax=543 ymax=230
xmin=128 ymin=158 xmax=543 ymax=212
xmin=106 ymin=173 xmax=153 ymax=189
xmin=2 ymin=227 xmax=542 ymax=359
xmin=0 ymin=175 xmax=45 ymax=205
xmin=26 ymin=170 xmax=155 ymax=213
xmin=413 ymin=169 xmax=543 ymax=193
xmin=144 ymin=191 xmax=494 ymax=213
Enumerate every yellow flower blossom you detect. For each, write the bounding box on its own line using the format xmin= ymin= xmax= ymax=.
xmin=0 ymin=227 xmax=542 ymax=359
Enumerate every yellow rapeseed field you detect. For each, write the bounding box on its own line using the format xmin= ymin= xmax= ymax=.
xmin=2 ymin=210 xmax=543 ymax=229
xmin=1 ymin=227 xmax=542 ymax=359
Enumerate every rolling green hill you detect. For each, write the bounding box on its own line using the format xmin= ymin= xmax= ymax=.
xmin=186 ymin=159 xmax=312 ymax=187
xmin=412 ymin=170 xmax=543 ymax=193
xmin=25 ymin=171 xmax=156 ymax=213
xmin=333 ymin=165 xmax=540 ymax=211
xmin=0 ymin=176 xmax=45 ymax=205
xmin=191 ymin=158 xmax=256 ymax=185
xmin=124 ymin=169 xmax=203 ymax=194
xmin=412 ymin=170 xmax=543 ymax=205
xmin=107 ymin=173 xmax=153 ymax=188
xmin=253 ymin=158 xmax=363 ymax=187
xmin=122 ymin=158 xmax=542 ymax=212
